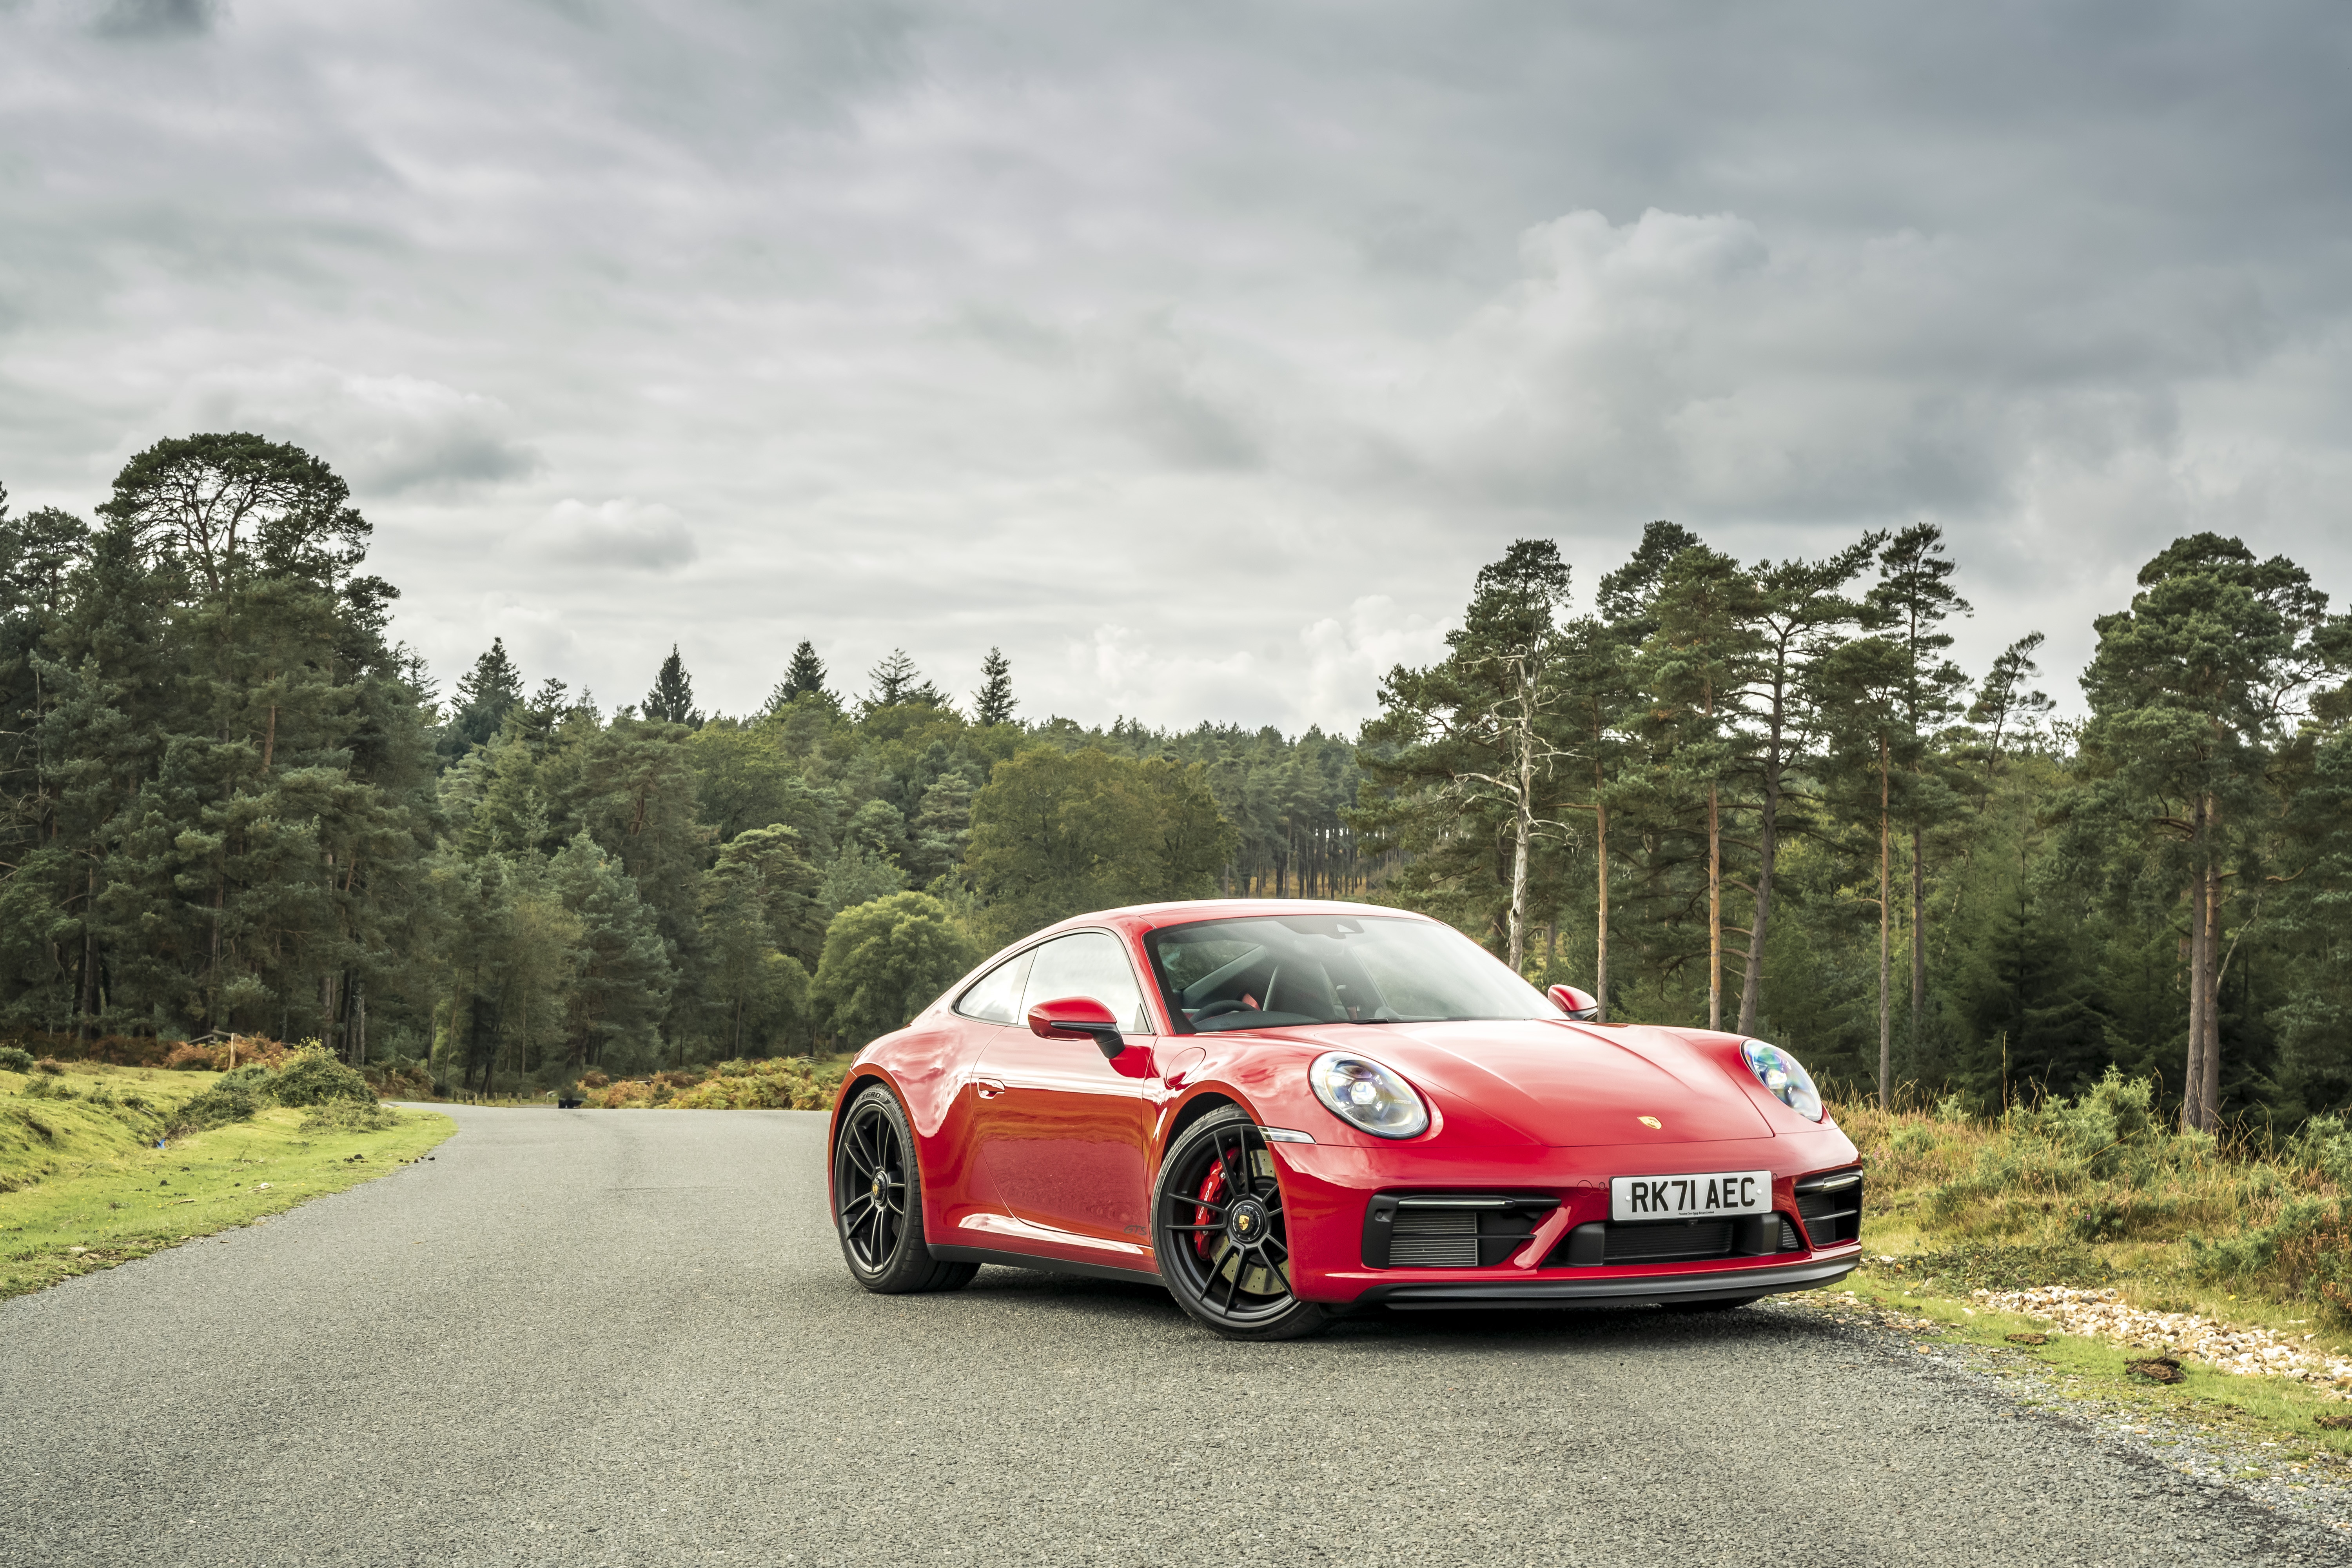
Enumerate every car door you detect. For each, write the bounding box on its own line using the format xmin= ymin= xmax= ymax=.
xmin=972 ymin=930 xmax=1160 ymax=1247
xmin=923 ymin=946 xmax=1032 ymax=1240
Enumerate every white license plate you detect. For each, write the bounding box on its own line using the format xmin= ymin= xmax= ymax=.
xmin=1611 ymin=1171 xmax=1771 ymax=1222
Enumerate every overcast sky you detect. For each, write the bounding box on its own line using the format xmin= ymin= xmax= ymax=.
xmin=4 ymin=1 xmax=2348 ymax=730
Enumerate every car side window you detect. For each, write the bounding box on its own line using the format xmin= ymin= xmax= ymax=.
xmin=1021 ymin=932 xmax=1151 ymax=1036
xmin=953 ymin=950 xmax=1033 ymax=1025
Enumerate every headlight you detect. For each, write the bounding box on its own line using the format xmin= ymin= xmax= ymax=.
xmin=1741 ymin=1040 xmax=1823 ymax=1122
xmin=1308 ymin=1052 xmax=1429 ymax=1139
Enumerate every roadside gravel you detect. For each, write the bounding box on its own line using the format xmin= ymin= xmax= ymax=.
xmin=1977 ymin=1286 xmax=2352 ymax=1396
xmin=4 ymin=1107 xmax=2349 ymax=1566
xmin=1775 ymin=1290 xmax=2352 ymax=1542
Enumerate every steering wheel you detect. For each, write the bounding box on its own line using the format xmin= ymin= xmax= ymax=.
xmin=1192 ymin=998 xmax=1254 ymax=1020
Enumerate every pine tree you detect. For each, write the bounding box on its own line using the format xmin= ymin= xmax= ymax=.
xmin=1357 ymin=540 xmax=1578 ymax=972
xmin=1731 ymin=537 xmax=1881 ymax=1034
xmin=1967 ymin=633 xmax=2055 ymax=783
xmin=561 ymin=716 xmax=708 ymax=1044
xmin=2078 ymin=535 xmax=2339 ymax=1130
xmin=643 ymin=644 xmax=704 ymax=728
xmin=448 ymin=638 xmax=525 ymax=755
xmin=1870 ymin=524 xmax=1972 ymax=1070
xmin=45 ymin=433 xmax=438 ymax=1052
xmin=550 ymin=830 xmax=674 ymax=1067
xmin=861 ymin=648 xmax=947 ymax=713
xmin=1815 ymin=633 xmax=1913 ymax=1107
xmin=0 ymin=494 xmax=91 ymax=1025
xmin=1636 ymin=546 xmax=1764 ymax=1030
xmin=972 ymin=647 xmax=1016 ymax=726
xmin=767 ymin=640 xmax=835 ymax=713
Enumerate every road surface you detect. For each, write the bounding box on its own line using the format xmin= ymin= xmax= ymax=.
xmin=2 ymin=1106 xmax=2339 ymax=1566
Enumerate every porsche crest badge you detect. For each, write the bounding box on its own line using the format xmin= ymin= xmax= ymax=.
xmin=1638 ymin=1115 xmax=1662 ymax=1130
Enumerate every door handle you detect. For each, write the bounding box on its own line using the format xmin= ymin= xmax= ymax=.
xmin=975 ymin=1079 xmax=1007 ymax=1099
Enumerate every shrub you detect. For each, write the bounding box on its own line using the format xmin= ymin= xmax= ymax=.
xmin=33 ymin=1058 xmax=64 ymax=1075
xmin=2285 ymin=1115 xmax=2352 ymax=1190
xmin=300 ymin=1098 xmax=399 ymax=1134
xmin=212 ymin=1036 xmax=294 ymax=1073
xmin=0 ymin=1045 xmax=32 ymax=1073
xmin=169 ymin=1077 xmax=261 ymax=1135
xmin=361 ymin=1059 xmax=433 ymax=1101
xmin=579 ymin=1069 xmax=611 ymax=1089
xmin=163 ymin=1042 xmax=216 ymax=1071
xmin=270 ymin=1051 xmax=377 ymax=1107
xmin=2007 ymin=1069 xmax=2163 ymax=1178
xmin=2191 ymin=1199 xmax=2352 ymax=1327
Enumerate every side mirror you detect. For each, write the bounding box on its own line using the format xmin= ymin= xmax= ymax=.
xmin=1027 ymin=996 xmax=1125 ymax=1060
xmin=1548 ymin=983 xmax=1600 ymax=1022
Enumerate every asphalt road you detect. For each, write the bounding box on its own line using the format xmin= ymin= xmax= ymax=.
xmin=2 ymin=1108 xmax=2342 ymax=1568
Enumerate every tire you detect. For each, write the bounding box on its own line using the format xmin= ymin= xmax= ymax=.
xmin=833 ymin=1083 xmax=978 ymax=1294
xmin=1153 ymin=1107 xmax=1330 ymax=1341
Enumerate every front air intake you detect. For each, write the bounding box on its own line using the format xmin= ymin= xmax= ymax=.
xmin=1548 ymin=1211 xmax=1795 ymax=1267
xmin=1363 ymin=1194 xmax=1559 ymax=1268
xmin=1794 ymin=1168 xmax=1864 ymax=1247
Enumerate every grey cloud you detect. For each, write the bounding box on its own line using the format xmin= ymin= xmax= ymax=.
xmin=94 ymin=0 xmax=214 ymax=37
xmin=536 ymin=499 xmax=698 ymax=573
xmin=166 ymin=368 xmax=539 ymax=502
xmin=1109 ymin=365 xmax=1263 ymax=472
xmin=3 ymin=2 xmax=2351 ymax=729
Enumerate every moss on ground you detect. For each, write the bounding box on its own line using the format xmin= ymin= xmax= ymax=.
xmin=0 ymin=1060 xmax=454 ymax=1299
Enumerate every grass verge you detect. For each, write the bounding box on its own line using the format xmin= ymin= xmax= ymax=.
xmin=1 ymin=1061 xmax=454 ymax=1299
xmin=1828 ymin=1074 xmax=2352 ymax=1464
xmin=1816 ymin=1272 xmax=2352 ymax=1468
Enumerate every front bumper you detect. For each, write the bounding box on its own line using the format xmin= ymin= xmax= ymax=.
xmin=1361 ymin=1254 xmax=1858 ymax=1310
xmin=1269 ymin=1128 xmax=1863 ymax=1306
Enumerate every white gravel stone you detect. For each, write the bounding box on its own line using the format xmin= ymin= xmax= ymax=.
xmin=1976 ymin=1285 xmax=2352 ymax=1397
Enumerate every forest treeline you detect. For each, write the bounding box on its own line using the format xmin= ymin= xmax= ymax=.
xmin=0 ymin=434 xmax=2346 ymax=1132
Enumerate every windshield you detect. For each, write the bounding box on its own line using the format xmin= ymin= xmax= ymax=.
xmin=1144 ymin=914 xmax=1556 ymax=1033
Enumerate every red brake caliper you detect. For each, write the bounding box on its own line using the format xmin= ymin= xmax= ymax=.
xmin=1192 ymin=1162 xmax=1227 ymax=1260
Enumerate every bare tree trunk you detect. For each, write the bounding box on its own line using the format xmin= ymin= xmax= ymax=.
xmin=1738 ymin=762 xmax=1780 ymax=1036
xmin=1706 ymin=782 xmax=1722 ymax=1031
xmin=2183 ymin=799 xmax=2201 ymax=1128
xmin=1593 ymin=791 xmax=1610 ymax=1022
xmin=78 ymin=865 xmax=97 ymax=1043
xmin=1911 ymin=822 xmax=1926 ymax=1066
xmin=1506 ymin=799 xmax=1532 ymax=974
xmin=1505 ymin=697 xmax=1536 ymax=974
xmin=2199 ymin=810 xmax=2223 ymax=1129
xmin=2183 ymin=845 xmax=2209 ymax=1133
xmin=1877 ymin=740 xmax=1893 ymax=1111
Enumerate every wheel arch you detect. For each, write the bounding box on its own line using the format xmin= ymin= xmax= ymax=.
xmin=828 ymin=1070 xmax=900 ymax=1200
xmin=1161 ymin=1087 xmax=1245 ymax=1160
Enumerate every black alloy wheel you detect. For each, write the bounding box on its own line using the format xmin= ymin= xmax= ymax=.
xmin=833 ymin=1084 xmax=977 ymax=1294
xmin=1153 ymin=1107 xmax=1330 ymax=1341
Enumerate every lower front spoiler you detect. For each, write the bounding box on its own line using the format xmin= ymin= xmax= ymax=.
xmin=1357 ymin=1254 xmax=1857 ymax=1311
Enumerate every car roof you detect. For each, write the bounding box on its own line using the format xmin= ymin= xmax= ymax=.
xmin=1033 ymin=898 xmax=1433 ymax=940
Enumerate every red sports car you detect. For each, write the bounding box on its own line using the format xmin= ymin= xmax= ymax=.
xmin=828 ymin=899 xmax=1863 ymax=1339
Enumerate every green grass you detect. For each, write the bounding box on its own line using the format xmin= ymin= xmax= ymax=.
xmin=0 ymin=1061 xmax=454 ymax=1299
xmin=1829 ymin=1077 xmax=2352 ymax=1465
xmin=1824 ymin=1271 xmax=2352 ymax=1466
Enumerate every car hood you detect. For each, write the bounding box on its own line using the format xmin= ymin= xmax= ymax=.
xmin=1269 ymin=1018 xmax=1775 ymax=1147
